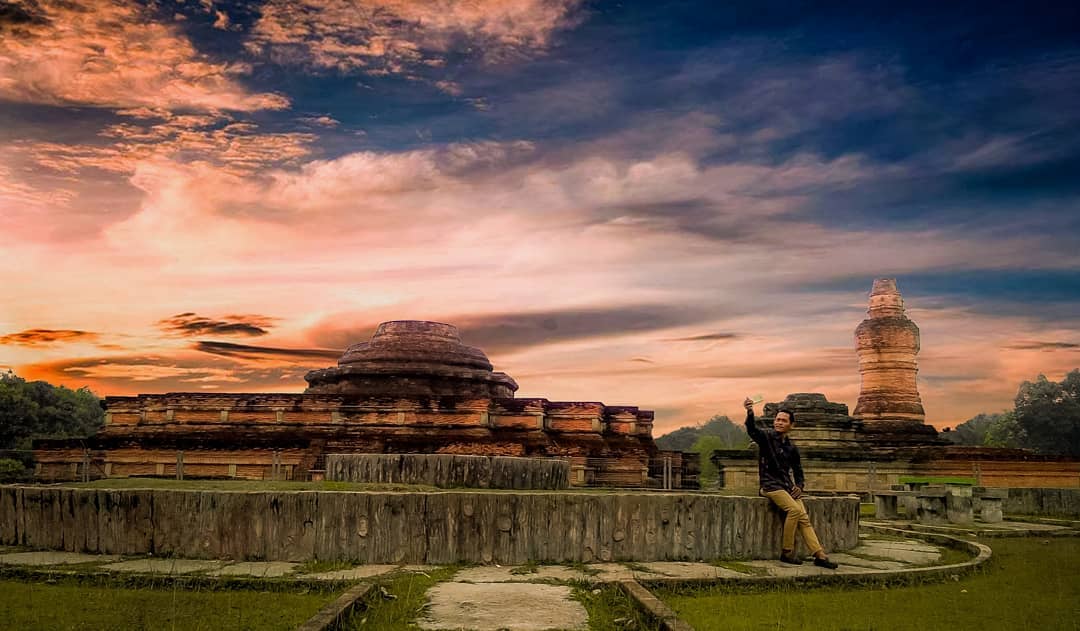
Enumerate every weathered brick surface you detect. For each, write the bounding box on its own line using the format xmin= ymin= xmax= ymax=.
xmin=0 ymin=486 xmax=859 ymax=563
xmin=33 ymin=321 xmax=664 ymax=487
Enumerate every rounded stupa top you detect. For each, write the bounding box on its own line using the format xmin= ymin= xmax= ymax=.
xmin=338 ymin=321 xmax=493 ymax=371
xmin=867 ymin=278 xmax=905 ymax=318
xmin=304 ymin=320 xmax=518 ymax=398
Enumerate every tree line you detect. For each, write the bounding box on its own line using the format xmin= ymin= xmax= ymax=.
xmin=657 ymin=369 xmax=1080 ymax=486
xmin=0 ymin=371 xmax=105 ymax=480
xmin=942 ymin=369 xmax=1080 ymax=457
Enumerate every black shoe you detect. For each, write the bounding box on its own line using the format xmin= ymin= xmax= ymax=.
xmin=813 ymin=557 xmax=839 ymax=569
xmin=779 ymin=551 xmax=803 ymax=565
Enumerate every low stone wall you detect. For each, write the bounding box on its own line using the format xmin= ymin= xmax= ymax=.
xmin=0 ymin=486 xmax=858 ymax=564
xmin=325 ymin=454 xmax=570 ymax=490
xmin=1004 ymin=487 xmax=1080 ymax=517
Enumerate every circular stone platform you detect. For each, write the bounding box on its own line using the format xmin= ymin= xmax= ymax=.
xmin=304 ymin=320 xmax=518 ymax=397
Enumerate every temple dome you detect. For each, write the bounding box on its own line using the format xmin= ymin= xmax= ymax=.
xmin=304 ymin=320 xmax=518 ymax=398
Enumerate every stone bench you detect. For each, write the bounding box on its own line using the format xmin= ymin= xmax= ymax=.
xmin=974 ymin=487 xmax=1009 ymax=523
xmin=913 ymin=488 xmax=950 ymax=524
xmin=872 ymin=490 xmax=916 ymax=520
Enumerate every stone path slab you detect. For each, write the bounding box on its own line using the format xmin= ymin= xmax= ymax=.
xmin=301 ymin=565 xmax=399 ymax=581
xmin=826 ymin=553 xmax=908 ymax=570
xmin=854 ymin=541 xmax=941 ymax=565
xmin=455 ymin=565 xmax=592 ymax=583
xmin=637 ymin=561 xmax=749 ymax=580
xmin=0 ymin=551 xmax=119 ymax=566
xmin=208 ymin=562 xmax=299 ymax=578
xmin=743 ymin=560 xmax=875 ymax=577
xmin=102 ymin=559 xmax=222 ymax=574
xmin=418 ymin=582 xmax=588 ymax=631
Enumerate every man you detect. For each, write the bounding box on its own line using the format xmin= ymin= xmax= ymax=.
xmin=744 ymin=397 xmax=838 ymax=569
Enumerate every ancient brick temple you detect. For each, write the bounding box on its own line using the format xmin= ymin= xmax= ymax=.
xmin=34 ymin=321 xmax=695 ymax=487
xmin=712 ymin=279 xmax=1080 ymax=490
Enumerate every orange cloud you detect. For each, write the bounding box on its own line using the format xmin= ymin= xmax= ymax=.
xmin=23 ymin=117 xmax=316 ymax=176
xmin=0 ymin=329 xmax=99 ymax=346
xmin=158 ymin=313 xmax=278 ymax=337
xmin=246 ymin=0 xmax=582 ymax=73
xmin=0 ymin=0 xmax=288 ymax=111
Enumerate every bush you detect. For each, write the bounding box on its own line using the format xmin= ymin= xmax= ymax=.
xmin=0 ymin=458 xmax=27 ymax=482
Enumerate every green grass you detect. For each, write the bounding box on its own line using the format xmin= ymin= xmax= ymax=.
xmin=861 ymin=502 xmax=877 ymax=518
xmin=657 ymin=537 xmax=1080 ymax=631
xmin=343 ymin=566 xmax=459 ymax=629
xmin=68 ymin=478 xmax=441 ymax=492
xmin=564 ymin=560 xmax=602 ymax=576
xmin=62 ymin=478 xmax=668 ymax=494
xmin=296 ymin=558 xmax=355 ymax=574
xmin=573 ymin=582 xmax=663 ymax=630
xmin=898 ymin=476 xmax=976 ymax=486
xmin=710 ymin=560 xmax=768 ymax=576
xmin=0 ymin=578 xmax=334 ymax=630
xmin=510 ymin=560 xmax=540 ymax=575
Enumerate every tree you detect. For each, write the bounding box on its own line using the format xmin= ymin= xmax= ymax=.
xmin=1014 ymin=370 xmax=1080 ymax=457
xmin=654 ymin=426 xmax=701 ymax=451
xmin=983 ymin=410 xmax=1025 ymax=449
xmin=942 ymin=413 xmax=999 ymax=446
xmin=0 ymin=371 xmax=104 ymax=450
xmin=655 ymin=414 xmax=751 ymax=486
xmin=689 ymin=415 xmax=750 ymax=486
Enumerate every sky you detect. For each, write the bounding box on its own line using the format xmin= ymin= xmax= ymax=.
xmin=1 ymin=0 xmax=1078 ymax=433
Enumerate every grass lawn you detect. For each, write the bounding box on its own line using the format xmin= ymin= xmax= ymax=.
xmin=657 ymin=537 xmax=1080 ymax=631
xmin=63 ymin=478 xmax=729 ymax=495
xmin=68 ymin=478 xmax=441 ymax=492
xmin=0 ymin=579 xmax=335 ymax=630
xmin=343 ymin=567 xmax=459 ymax=630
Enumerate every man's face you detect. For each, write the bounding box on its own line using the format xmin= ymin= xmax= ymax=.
xmin=773 ymin=411 xmax=792 ymax=434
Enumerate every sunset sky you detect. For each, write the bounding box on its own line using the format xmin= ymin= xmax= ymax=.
xmin=2 ymin=0 xmax=1078 ymax=433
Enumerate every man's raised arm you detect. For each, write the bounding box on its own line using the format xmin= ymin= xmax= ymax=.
xmin=744 ymin=398 xmax=766 ymax=444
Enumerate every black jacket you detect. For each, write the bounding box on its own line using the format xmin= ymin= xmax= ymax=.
xmin=745 ymin=409 xmax=804 ymax=492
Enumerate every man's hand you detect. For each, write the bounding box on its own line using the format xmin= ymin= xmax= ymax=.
xmin=790 ymin=487 xmax=804 ymax=499
xmin=743 ymin=397 xmax=754 ymax=411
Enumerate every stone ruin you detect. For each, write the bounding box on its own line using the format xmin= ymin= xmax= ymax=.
xmin=712 ymin=278 xmax=1080 ymax=491
xmin=33 ymin=320 xmax=698 ymax=488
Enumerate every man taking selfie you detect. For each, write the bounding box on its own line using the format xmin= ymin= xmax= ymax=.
xmin=744 ymin=397 xmax=838 ymax=569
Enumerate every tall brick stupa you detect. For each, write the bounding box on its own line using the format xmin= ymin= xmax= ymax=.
xmin=853 ymin=278 xmax=938 ymax=445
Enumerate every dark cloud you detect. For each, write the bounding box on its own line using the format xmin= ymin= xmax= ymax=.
xmin=306 ymin=305 xmax=718 ymax=356
xmin=0 ymin=328 xmax=98 ymax=345
xmin=801 ymin=270 xmax=1080 ymax=323
xmin=0 ymin=1 xmax=50 ymax=31
xmin=666 ymin=332 xmax=738 ymax=342
xmin=1003 ymin=340 xmax=1080 ymax=351
xmin=591 ymin=198 xmax=768 ymax=243
xmin=21 ymin=352 xmax=314 ymax=394
xmin=158 ymin=313 xmax=276 ymax=337
xmin=454 ymin=305 xmax=716 ymax=354
xmin=193 ymin=341 xmax=341 ymax=363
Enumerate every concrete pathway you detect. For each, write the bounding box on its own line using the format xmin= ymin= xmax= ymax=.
xmin=102 ymin=559 xmax=223 ymax=574
xmin=418 ymin=582 xmax=589 ymax=631
xmin=863 ymin=518 xmax=1078 ymax=538
xmin=0 ymin=551 xmax=119 ymax=566
xmin=0 ymin=534 xmax=970 ymax=630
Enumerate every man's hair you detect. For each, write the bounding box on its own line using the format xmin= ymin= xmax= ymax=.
xmin=778 ymin=408 xmax=796 ymax=423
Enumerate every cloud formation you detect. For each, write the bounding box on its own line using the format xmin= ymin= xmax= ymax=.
xmin=0 ymin=0 xmax=288 ymax=111
xmin=246 ymin=0 xmax=581 ymax=74
xmin=158 ymin=313 xmax=277 ymax=337
xmin=193 ymin=341 xmax=341 ymax=362
xmin=0 ymin=329 xmax=99 ymax=346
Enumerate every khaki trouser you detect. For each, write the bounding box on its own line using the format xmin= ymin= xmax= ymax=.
xmin=763 ymin=489 xmax=824 ymax=555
